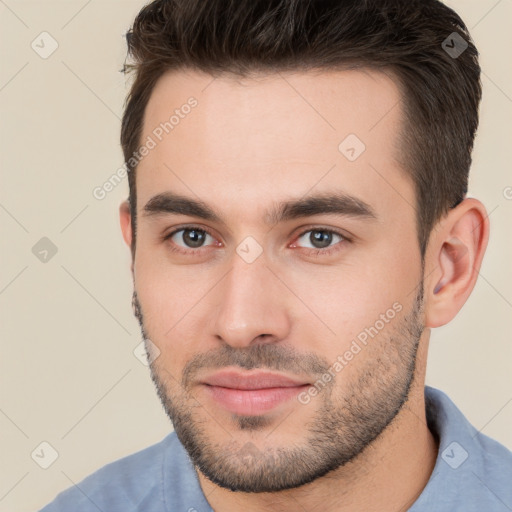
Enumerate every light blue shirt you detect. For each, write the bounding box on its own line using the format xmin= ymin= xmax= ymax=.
xmin=39 ymin=386 xmax=512 ymax=511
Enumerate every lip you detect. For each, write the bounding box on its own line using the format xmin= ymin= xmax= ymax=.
xmin=199 ymin=370 xmax=311 ymax=415
xmin=201 ymin=370 xmax=309 ymax=389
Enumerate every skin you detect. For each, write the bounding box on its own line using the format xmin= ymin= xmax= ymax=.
xmin=120 ymin=68 xmax=489 ymax=511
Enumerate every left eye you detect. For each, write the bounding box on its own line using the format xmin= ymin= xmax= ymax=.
xmin=294 ymin=229 xmax=345 ymax=250
xmin=168 ymin=228 xmax=215 ymax=249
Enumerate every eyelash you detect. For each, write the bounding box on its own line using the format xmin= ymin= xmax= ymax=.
xmin=162 ymin=225 xmax=351 ymax=258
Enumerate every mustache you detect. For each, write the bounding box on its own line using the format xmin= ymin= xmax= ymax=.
xmin=180 ymin=343 xmax=331 ymax=389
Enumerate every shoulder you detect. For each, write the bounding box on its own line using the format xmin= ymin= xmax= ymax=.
xmin=471 ymin=420 xmax=512 ymax=491
xmin=39 ymin=432 xmax=181 ymax=512
xmin=412 ymin=387 xmax=512 ymax=511
xmin=426 ymin=386 xmax=512 ymax=468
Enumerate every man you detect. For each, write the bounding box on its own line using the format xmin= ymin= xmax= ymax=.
xmin=40 ymin=0 xmax=512 ymax=510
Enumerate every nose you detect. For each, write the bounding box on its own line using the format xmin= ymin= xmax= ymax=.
xmin=212 ymin=253 xmax=292 ymax=349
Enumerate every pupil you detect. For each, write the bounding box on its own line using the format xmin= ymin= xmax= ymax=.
xmin=311 ymin=230 xmax=332 ymax=248
xmin=185 ymin=229 xmax=205 ymax=248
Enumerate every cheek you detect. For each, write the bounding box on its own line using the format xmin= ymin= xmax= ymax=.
xmin=292 ymin=248 xmax=419 ymax=359
xmin=293 ymin=263 xmax=399 ymax=329
xmin=133 ymin=252 xmax=206 ymax=370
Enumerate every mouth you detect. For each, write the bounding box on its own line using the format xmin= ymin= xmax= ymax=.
xmin=199 ymin=369 xmax=312 ymax=415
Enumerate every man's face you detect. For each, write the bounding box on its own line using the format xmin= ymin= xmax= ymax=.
xmin=125 ymin=68 xmax=426 ymax=492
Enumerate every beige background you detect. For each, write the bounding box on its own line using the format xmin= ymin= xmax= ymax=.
xmin=0 ymin=1 xmax=511 ymax=511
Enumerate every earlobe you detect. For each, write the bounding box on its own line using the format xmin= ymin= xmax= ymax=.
xmin=424 ymin=198 xmax=489 ymax=328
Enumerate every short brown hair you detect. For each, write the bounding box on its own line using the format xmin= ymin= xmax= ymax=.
xmin=120 ymin=0 xmax=481 ymax=256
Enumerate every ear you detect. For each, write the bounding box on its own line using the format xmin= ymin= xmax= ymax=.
xmin=423 ymin=198 xmax=490 ymax=328
xmin=119 ymin=200 xmax=134 ymax=270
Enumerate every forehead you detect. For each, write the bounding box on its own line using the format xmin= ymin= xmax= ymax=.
xmin=137 ymin=67 xmax=412 ymax=225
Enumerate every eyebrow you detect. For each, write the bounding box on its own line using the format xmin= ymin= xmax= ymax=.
xmin=142 ymin=191 xmax=377 ymax=225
